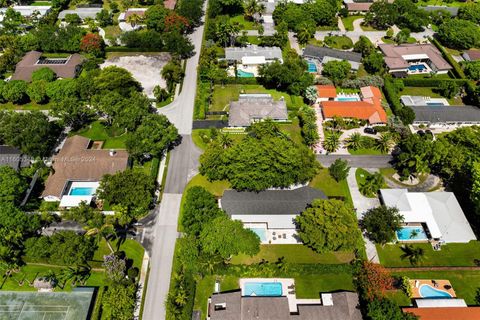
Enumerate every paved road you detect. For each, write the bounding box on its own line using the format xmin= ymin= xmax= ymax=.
xmin=317 ymin=154 xmax=393 ymax=168
xmin=143 ymin=2 xmax=206 ymax=318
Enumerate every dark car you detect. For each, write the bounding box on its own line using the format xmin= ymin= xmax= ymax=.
xmin=417 ymin=130 xmax=425 ymax=136
xmin=364 ymin=127 xmax=377 ymax=134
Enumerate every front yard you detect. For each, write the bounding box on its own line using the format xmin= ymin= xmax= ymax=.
xmin=341 ymin=15 xmax=362 ymax=31
xmin=309 ymin=168 xmax=353 ymax=206
xmin=399 ymin=86 xmax=463 ymax=105
xmin=324 ymin=36 xmax=354 ymax=50
xmin=377 ymin=241 xmax=480 ymax=267
xmin=75 ymin=120 xmax=128 ymax=149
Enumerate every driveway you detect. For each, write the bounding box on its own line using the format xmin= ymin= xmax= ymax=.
xmin=317 ymin=155 xmax=393 ymax=168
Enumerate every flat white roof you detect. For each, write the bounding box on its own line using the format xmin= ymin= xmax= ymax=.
xmin=60 ymin=195 xmax=93 ymax=208
xmin=380 ymin=189 xmax=476 ymax=243
xmin=241 ymin=56 xmax=266 ymax=65
xmin=415 ymin=298 xmax=467 ymax=308
xmin=402 ymin=54 xmax=429 ymax=60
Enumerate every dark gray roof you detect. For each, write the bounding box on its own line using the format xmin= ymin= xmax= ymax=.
xmin=221 ymin=186 xmax=326 ymax=216
xmin=412 ymin=105 xmax=480 ymax=123
xmin=0 ymin=145 xmax=29 ymax=170
xmin=228 ymin=94 xmax=288 ymax=127
xmin=420 ymin=5 xmax=459 ymax=16
xmin=303 ymin=45 xmax=362 ymax=63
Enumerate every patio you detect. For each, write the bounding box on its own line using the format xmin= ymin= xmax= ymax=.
xmin=409 ymin=279 xmax=456 ymax=299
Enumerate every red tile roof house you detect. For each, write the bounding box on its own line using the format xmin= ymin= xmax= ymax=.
xmin=12 ymin=51 xmax=85 ymax=82
xmin=316 ymin=85 xmax=337 ymax=102
xmin=321 ymin=86 xmax=387 ymax=125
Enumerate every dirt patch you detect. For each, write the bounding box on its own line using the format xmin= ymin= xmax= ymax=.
xmin=101 ymin=53 xmax=171 ymax=98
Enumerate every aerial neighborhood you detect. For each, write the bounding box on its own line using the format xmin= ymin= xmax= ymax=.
xmin=0 ymin=0 xmax=480 ymax=319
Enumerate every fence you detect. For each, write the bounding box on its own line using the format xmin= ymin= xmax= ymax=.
xmin=192 ymin=120 xmax=228 ymax=129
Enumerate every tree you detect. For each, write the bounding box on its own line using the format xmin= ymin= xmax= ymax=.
xmin=464 ymin=61 xmax=480 ymax=81
xmin=145 ymin=5 xmax=169 ymax=32
xmin=359 ymin=172 xmax=384 ymax=197
xmin=322 ymin=60 xmax=351 ymax=85
xmin=51 ymin=97 xmax=94 ymax=130
xmin=298 ymin=106 xmax=319 ymax=146
xmin=296 ymin=20 xmax=316 ymax=45
xmin=65 ymin=13 xmax=82 ymax=25
xmin=438 ymin=19 xmax=480 ymax=50
xmin=458 ymin=2 xmax=480 ymax=24
xmin=165 ymin=12 xmax=189 ymax=33
xmin=323 ymin=130 xmax=341 ymax=153
xmin=304 ymin=86 xmax=318 ymax=104
xmin=2 ymin=80 xmax=28 ymax=104
xmin=328 ymin=159 xmax=350 ymax=182
xmin=400 ymin=244 xmax=424 ymax=266
xmin=161 ymin=59 xmax=185 ymax=92
xmin=367 ymin=298 xmax=418 ymax=320
xmin=46 ymin=79 xmax=79 ymax=102
xmin=362 ymin=206 xmax=404 ymax=245
xmin=125 ymin=114 xmax=178 ymax=159
xmin=1 ymin=8 xmax=25 ymax=35
xmin=215 ymin=19 xmax=240 ymax=47
xmin=103 ymin=253 xmax=127 ymax=283
xmin=365 ymin=0 xmax=397 ymax=30
xmin=80 ymin=33 xmax=105 ymax=57
xmin=354 ymin=36 xmax=375 ymax=57
xmin=27 ymin=80 xmax=48 ymax=104
xmin=0 ymin=166 xmax=27 ymax=204
xmin=395 ymin=134 xmax=433 ymax=178
xmin=356 ymin=261 xmax=393 ymax=301
xmin=94 ymin=66 xmax=142 ymax=96
xmin=346 ymin=132 xmax=363 ymax=150
xmin=96 ymin=9 xmax=113 ymax=27
xmin=126 ymin=13 xmax=144 ymax=28
xmin=199 ymin=215 xmax=260 ymax=259
xmin=162 ymin=31 xmax=195 ymax=58
xmin=244 ymin=0 xmax=265 ymax=21
xmin=97 ymin=170 xmax=155 ymax=218
xmin=295 ymin=199 xmax=362 ymax=253
xmin=437 ymin=81 xmax=459 ymax=99
xmin=154 ymin=85 xmax=169 ymax=102
xmin=31 ymin=67 xmax=57 ymax=82
xmin=181 ymin=186 xmax=226 ymax=236
xmin=101 ymin=283 xmax=137 ymax=320
xmin=363 ymin=52 xmax=385 ymax=74
xmin=376 ymin=133 xmax=393 ymax=154
xmin=395 ymin=28 xmax=411 ymax=44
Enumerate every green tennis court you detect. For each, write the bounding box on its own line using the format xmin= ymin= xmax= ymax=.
xmin=0 ymin=288 xmax=95 ymax=320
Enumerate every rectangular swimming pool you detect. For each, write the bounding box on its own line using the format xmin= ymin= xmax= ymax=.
xmin=307 ymin=61 xmax=317 ymax=72
xmin=237 ymin=70 xmax=255 ymax=78
xmin=335 ymin=97 xmax=360 ymax=102
xmin=397 ymin=226 xmax=428 ymax=241
xmin=69 ymin=187 xmax=96 ymax=196
xmin=409 ymin=64 xmax=427 ymax=72
xmin=243 ymin=282 xmax=282 ymax=296
xmin=248 ymin=228 xmax=267 ymax=242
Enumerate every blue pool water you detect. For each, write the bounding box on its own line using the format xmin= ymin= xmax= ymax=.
xmin=69 ymin=187 xmax=95 ymax=196
xmin=244 ymin=282 xmax=282 ymax=296
xmin=396 ymin=226 xmax=428 ymax=241
xmin=427 ymin=102 xmax=445 ymax=106
xmin=408 ymin=64 xmax=427 ymax=72
xmin=419 ymin=285 xmax=452 ymax=298
xmin=307 ymin=61 xmax=317 ymax=72
xmin=335 ymin=97 xmax=360 ymax=102
xmin=248 ymin=228 xmax=267 ymax=242
xmin=237 ymin=70 xmax=255 ymax=78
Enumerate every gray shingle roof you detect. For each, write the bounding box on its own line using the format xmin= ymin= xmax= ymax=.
xmin=228 ymin=94 xmax=288 ymax=127
xmin=412 ymin=105 xmax=480 ymax=123
xmin=221 ymin=186 xmax=326 ymax=216
xmin=303 ymin=45 xmax=362 ymax=63
xmin=225 ymin=45 xmax=283 ymax=61
xmin=420 ymin=5 xmax=459 ymax=16
xmin=0 ymin=145 xmax=29 ymax=170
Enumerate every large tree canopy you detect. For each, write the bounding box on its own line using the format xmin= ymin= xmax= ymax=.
xmin=437 ymin=19 xmax=480 ymax=50
xmin=295 ymin=199 xmax=362 ymax=253
xmin=362 ymin=206 xmax=404 ymax=245
xmin=0 ymin=166 xmax=27 ymax=204
xmin=199 ymin=122 xmax=319 ymax=191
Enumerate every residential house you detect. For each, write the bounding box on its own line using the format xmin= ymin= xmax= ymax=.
xmin=12 ymin=51 xmax=85 ymax=82
xmin=208 ymin=289 xmax=362 ymax=320
xmin=58 ymin=8 xmax=103 ymax=21
xmin=0 ymin=6 xmax=51 ymax=21
xmin=228 ymin=94 xmax=288 ymax=128
xmin=380 ymin=189 xmax=476 ymax=243
xmin=42 ymin=136 xmax=129 ymax=208
xmin=379 ymin=44 xmax=452 ymax=77
xmin=225 ymin=45 xmax=283 ymax=77
xmin=344 ymin=1 xmax=374 ymax=12
xmin=462 ymin=49 xmax=480 ymax=62
xmin=0 ymin=146 xmax=29 ymax=170
xmin=403 ymin=298 xmax=480 ymax=320
xmin=118 ymin=8 xmax=147 ymax=31
xmin=321 ymin=86 xmax=387 ymax=125
xmin=220 ymin=186 xmax=326 ymax=243
xmin=420 ymin=6 xmax=459 ymax=16
xmin=409 ymin=104 xmax=480 ymax=130
xmin=164 ymin=0 xmax=177 ymax=10
xmin=316 ymin=85 xmax=337 ymax=102
xmin=303 ymin=45 xmax=362 ymax=71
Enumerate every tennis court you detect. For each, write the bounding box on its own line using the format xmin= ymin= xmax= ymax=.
xmin=0 ymin=288 xmax=95 ymax=320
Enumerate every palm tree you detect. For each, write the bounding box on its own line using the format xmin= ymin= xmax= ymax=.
xmin=323 ymin=131 xmax=341 ymax=153
xmin=217 ymin=133 xmax=233 ymax=149
xmin=85 ymin=223 xmax=115 ymax=253
xmin=126 ymin=13 xmax=143 ymax=28
xmin=400 ymin=245 xmax=425 ymax=266
xmin=346 ymin=132 xmax=363 ymax=150
xmin=59 ymin=265 xmax=91 ymax=287
xmin=359 ymin=172 xmax=384 ymax=197
xmin=296 ymin=22 xmax=315 ymax=45
xmin=376 ymin=133 xmax=393 ymax=154
xmin=244 ymin=0 xmax=265 ymax=22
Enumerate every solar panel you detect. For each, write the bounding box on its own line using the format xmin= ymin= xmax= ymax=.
xmin=37 ymin=58 xmax=68 ymax=65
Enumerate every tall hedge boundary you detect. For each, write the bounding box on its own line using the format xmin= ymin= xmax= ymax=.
xmin=430 ymin=38 xmax=466 ymax=79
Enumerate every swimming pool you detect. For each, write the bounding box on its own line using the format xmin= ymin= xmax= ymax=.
xmin=427 ymin=102 xmax=446 ymax=106
xmin=307 ymin=61 xmax=317 ymax=73
xmin=335 ymin=97 xmax=360 ymax=102
xmin=419 ymin=285 xmax=452 ymax=299
xmin=237 ymin=69 xmax=255 ymax=78
xmin=244 ymin=282 xmax=282 ymax=296
xmin=69 ymin=187 xmax=96 ymax=196
xmin=396 ymin=226 xmax=428 ymax=241
xmin=248 ymin=228 xmax=267 ymax=242
xmin=409 ymin=64 xmax=427 ymax=72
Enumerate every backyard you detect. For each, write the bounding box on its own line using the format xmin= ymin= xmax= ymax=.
xmin=309 ymin=168 xmax=353 ymax=205
xmin=324 ymin=36 xmax=354 ymax=50
xmin=229 ymin=15 xmax=258 ymax=30
xmin=399 ymin=86 xmax=464 ymax=105
xmin=75 ymin=120 xmax=128 ymax=149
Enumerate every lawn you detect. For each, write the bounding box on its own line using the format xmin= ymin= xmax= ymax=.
xmin=246 ymin=36 xmax=261 ymax=45
xmin=324 ymin=36 xmax=353 ymax=50
xmin=355 ymin=168 xmax=386 ymax=197
xmin=230 ymin=245 xmax=354 ymax=265
xmin=341 ymin=15 xmax=362 ymax=31
xmin=380 ymin=168 xmax=430 ymax=189
xmin=349 ymin=148 xmax=383 ymax=155
xmin=0 ymin=102 xmax=52 ymax=110
xmin=377 ymin=241 xmax=480 ymax=267
xmin=391 ymin=270 xmax=480 ymax=305
xmin=399 ymin=86 xmax=463 ymax=105
xmin=184 ymin=174 xmax=231 ymax=197
xmin=386 ymin=290 xmax=411 ymax=307
xmin=103 ymin=25 xmax=122 ymax=40
xmin=309 ymin=168 xmax=353 ymax=205
xmin=229 ymin=15 xmax=258 ymax=30
xmin=417 ymin=0 xmax=467 ymax=7
xmin=381 ymin=37 xmax=395 ymax=44
xmin=74 ymin=121 xmax=128 ymax=149
xmin=210 ymin=84 xmax=306 ymax=112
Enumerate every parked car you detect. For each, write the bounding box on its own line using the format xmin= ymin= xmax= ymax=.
xmin=417 ymin=130 xmax=425 ymax=136
xmin=364 ymin=127 xmax=377 ymax=135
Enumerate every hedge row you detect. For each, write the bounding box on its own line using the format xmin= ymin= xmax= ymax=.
xmin=90 ymin=286 xmax=105 ymax=320
xmin=215 ymin=77 xmax=259 ymax=85
xmin=383 ymin=79 xmax=415 ymax=125
xmin=430 ymin=38 xmax=466 ymax=79
xmin=194 ymin=81 xmax=210 ymax=119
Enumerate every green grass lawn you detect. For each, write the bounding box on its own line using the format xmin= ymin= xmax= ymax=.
xmin=74 ymin=121 xmax=128 ymax=149
xmin=309 ymin=168 xmax=353 ymax=205
xmin=324 ymin=36 xmax=353 ymax=50
xmin=391 ymin=270 xmax=480 ymax=305
xmin=103 ymin=25 xmax=122 ymax=40
xmin=377 ymin=241 xmax=480 ymax=267
xmin=380 ymin=168 xmax=431 ymax=189
xmin=184 ymin=174 xmax=231 ymax=197
xmin=400 ymin=87 xmax=463 ymax=105
xmin=381 ymin=37 xmax=395 ymax=44
xmin=229 ymin=15 xmax=258 ymax=30
xmin=341 ymin=15 xmax=362 ymax=31
xmin=355 ymin=168 xmax=386 ymax=197
xmin=386 ymin=290 xmax=411 ymax=307
xmin=349 ymin=148 xmax=383 ymax=155
xmin=211 ymin=84 xmax=306 ymax=112
xmin=230 ymin=245 xmax=354 ymax=265
xmin=417 ymin=0 xmax=467 ymax=7
xmin=246 ymin=36 xmax=261 ymax=45
xmin=0 ymin=102 xmax=52 ymax=110
xmin=91 ymin=238 xmax=145 ymax=270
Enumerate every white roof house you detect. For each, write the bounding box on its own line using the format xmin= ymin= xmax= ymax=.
xmin=415 ymin=299 xmax=467 ymax=308
xmin=58 ymin=8 xmax=102 ymax=20
xmin=0 ymin=6 xmax=51 ymax=22
xmin=380 ymin=189 xmax=476 ymax=243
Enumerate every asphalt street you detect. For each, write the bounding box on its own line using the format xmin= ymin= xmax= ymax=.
xmin=317 ymin=154 xmax=394 ymax=168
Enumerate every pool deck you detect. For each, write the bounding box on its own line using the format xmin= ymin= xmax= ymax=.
xmin=239 ymin=278 xmax=321 ymax=313
xmin=409 ymin=279 xmax=456 ymax=299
